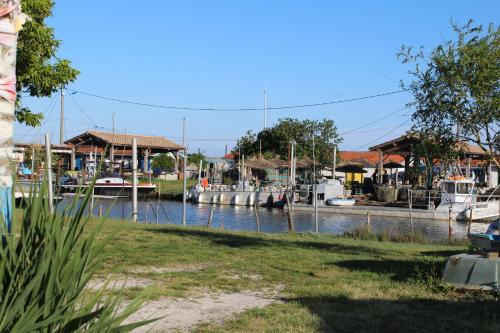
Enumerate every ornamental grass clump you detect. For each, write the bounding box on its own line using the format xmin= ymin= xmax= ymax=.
xmin=0 ymin=180 xmax=153 ymax=332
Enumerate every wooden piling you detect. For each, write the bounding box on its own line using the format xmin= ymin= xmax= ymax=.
xmin=132 ymin=138 xmax=138 ymax=222
xmin=254 ymin=201 xmax=260 ymax=233
xmin=366 ymin=212 xmax=371 ymax=233
xmin=286 ymin=192 xmax=295 ymax=232
xmin=448 ymin=205 xmax=452 ymax=244
xmin=207 ymin=204 xmax=214 ymax=227
xmin=156 ymin=204 xmax=160 ymax=224
xmin=467 ymin=207 xmax=473 ymax=235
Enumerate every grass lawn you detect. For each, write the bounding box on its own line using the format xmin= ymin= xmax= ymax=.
xmin=93 ymin=220 xmax=499 ymax=332
xmin=150 ymin=178 xmax=197 ymax=194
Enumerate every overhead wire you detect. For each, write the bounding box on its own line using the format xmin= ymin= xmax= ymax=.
xmin=66 ymin=88 xmax=408 ymax=112
xmin=351 ymin=119 xmax=412 ymax=151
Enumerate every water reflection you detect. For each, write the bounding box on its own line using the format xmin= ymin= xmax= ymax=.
xmin=56 ymin=198 xmax=486 ymax=242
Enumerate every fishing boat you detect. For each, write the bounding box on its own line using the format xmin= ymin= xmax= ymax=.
xmin=293 ymin=177 xmax=500 ymax=222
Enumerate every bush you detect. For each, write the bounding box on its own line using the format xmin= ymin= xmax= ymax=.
xmin=0 ymin=180 xmax=153 ymax=332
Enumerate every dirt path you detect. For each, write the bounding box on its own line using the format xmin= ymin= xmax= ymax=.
xmin=127 ymin=288 xmax=282 ymax=332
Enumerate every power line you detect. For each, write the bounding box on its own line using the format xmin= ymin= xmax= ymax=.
xmin=352 ymin=119 xmax=412 ymax=151
xmin=339 ymin=107 xmax=407 ymax=135
xmin=66 ymin=88 xmax=408 ymax=112
xmin=68 ymin=93 xmax=97 ymax=127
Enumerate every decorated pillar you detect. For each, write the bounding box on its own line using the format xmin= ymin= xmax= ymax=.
xmin=0 ymin=1 xmax=28 ymax=232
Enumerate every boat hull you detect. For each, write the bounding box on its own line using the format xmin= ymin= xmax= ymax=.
xmin=192 ymin=190 xmax=287 ymax=207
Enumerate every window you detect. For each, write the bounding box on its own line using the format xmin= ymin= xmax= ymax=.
xmin=457 ymin=182 xmax=472 ymax=194
xmin=442 ymin=182 xmax=455 ymax=194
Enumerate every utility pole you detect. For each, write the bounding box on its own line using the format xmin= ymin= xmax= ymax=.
xmin=45 ymin=134 xmax=54 ymax=214
xmin=60 ymin=85 xmax=64 ymax=145
xmin=111 ymin=113 xmax=115 ymax=162
xmin=182 ymin=117 xmax=187 ymax=226
xmin=312 ymin=128 xmax=318 ymax=233
xmin=263 ymin=89 xmax=268 ymax=130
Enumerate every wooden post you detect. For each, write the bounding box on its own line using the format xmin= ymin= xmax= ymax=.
xmin=156 ymin=204 xmax=159 ymax=224
xmin=286 ymin=192 xmax=294 ymax=232
xmin=254 ymin=201 xmax=260 ymax=232
xmin=366 ymin=212 xmax=371 ymax=233
xmin=377 ymin=149 xmax=384 ymax=184
xmin=145 ymin=203 xmax=149 ymax=224
xmin=207 ymin=204 xmax=214 ymax=227
xmin=44 ymin=134 xmax=54 ymax=214
xmin=448 ymin=205 xmax=452 ymax=244
xmin=98 ymin=204 xmax=103 ymax=217
xmin=132 ymin=138 xmax=138 ymax=222
xmin=314 ymin=185 xmax=318 ymax=233
xmin=71 ymin=145 xmax=75 ymax=170
xmin=408 ymin=189 xmax=413 ymax=232
xmin=467 ymin=207 xmax=473 ymax=235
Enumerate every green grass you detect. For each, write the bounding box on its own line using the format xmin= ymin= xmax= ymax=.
xmin=150 ymin=178 xmax=197 ymax=194
xmin=87 ymin=220 xmax=499 ymax=332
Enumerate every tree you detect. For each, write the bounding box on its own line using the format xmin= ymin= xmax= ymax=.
xmin=151 ymin=153 xmax=175 ymax=172
xmin=16 ymin=0 xmax=79 ymax=126
xmin=399 ymin=20 xmax=499 ymax=167
xmin=235 ymin=118 xmax=342 ymax=165
xmin=187 ymin=149 xmax=206 ymax=167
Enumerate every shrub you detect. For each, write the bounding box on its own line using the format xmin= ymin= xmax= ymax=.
xmin=0 ymin=180 xmax=153 ymax=332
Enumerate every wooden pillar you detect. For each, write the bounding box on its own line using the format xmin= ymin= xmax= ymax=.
xmin=465 ymin=157 xmax=471 ymax=178
xmin=404 ymin=155 xmax=410 ymax=184
xmin=143 ymin=148 xmax=149 ymax=173
xmin=71 ymin=145 xmax=75 ymax=170
xmin=377 ymin=149 xmax=383 ymax=184
xmin=175 ymin=150 xmax=179 ymax=173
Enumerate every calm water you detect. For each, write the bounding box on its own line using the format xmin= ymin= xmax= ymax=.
xmin=56 ymin=197 xmax=486 ymax=242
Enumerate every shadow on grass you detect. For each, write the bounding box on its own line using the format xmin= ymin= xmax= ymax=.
xmin=330 ymin=259 xmax=445 ymax=282
xmin=294 ymin=295 xmax=498 ymax=333
xmin=145 ymin=227 xmax=388 ymax=256
xmin=420 ymin=249 xmax=466 ymax=258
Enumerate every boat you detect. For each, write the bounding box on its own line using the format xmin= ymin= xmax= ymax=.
xmin=292 ymin=177 xmax=500 ymax=221
xmin=62 ymin=177 xmax=156 ymax=198
xmin=190 ymin=181 xmax=287 ymax=207
xmin=436 ymin=178 xmax=499 ymax=221
xmin=326 ymin=198 xmax=356 ymax=206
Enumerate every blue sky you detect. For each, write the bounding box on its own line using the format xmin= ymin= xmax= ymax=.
xmin=15 ymin=1 xmax=499 ymax=156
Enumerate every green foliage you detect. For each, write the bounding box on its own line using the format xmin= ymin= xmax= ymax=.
xmin=188 ymin=149 xmax=206 ymax=166
xmin=235 ymin=118 xmax=342 ymax=165
xmin=152 ymin=153 xmax=175 ymax=172
xmin=399 ymin=20 xmax=500 ymax=167
xmin=16 ymin=0 xmax=79 ymax=126
xmin=0 ymin=181 xmax=151 ymax=332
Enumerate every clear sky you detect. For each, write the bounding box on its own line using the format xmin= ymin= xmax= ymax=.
xmin=15 ymin=0 xmax=499 ymax=156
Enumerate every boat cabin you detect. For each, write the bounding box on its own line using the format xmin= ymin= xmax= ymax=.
xmin=440 ymin=178 xmax=475 ymax=205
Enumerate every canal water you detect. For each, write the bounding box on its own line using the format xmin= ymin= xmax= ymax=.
xmin=57 ymin=197 xmax=487 ymax=242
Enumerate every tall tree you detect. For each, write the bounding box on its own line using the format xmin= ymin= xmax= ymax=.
xmin=16 ymin=0 xmax=79 ymax=126
xmin=235 ymin=118 xmax=342 ymax=165
xmin=399 ymin=20 xmax=499 ymax=167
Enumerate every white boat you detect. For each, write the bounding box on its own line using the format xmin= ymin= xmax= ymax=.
xmin=326 ymin=198 xmax=356 ymax=206
xmin=436 ymin=178 xmax=499 ymax=221
xmin=62 ymin=177 xmax=156 ymax=198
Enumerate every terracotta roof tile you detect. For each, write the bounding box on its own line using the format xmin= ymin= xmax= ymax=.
xmin=67 ymin=131 xmax=182 ymax=150
xmin=339 ymin=151 xmax=404 ymax=166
